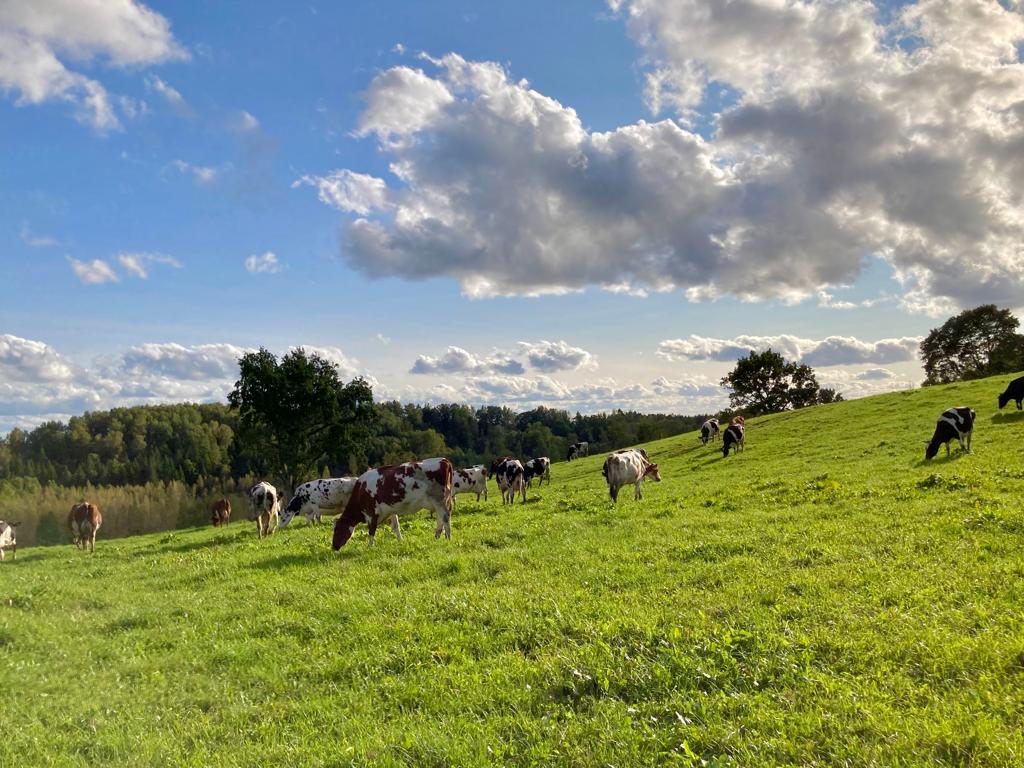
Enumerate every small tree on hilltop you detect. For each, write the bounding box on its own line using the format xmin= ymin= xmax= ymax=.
xmin=720 ymin=348 xmax=842 ymax=416
xmin=920 ymin=304 xmax=1024 ymax=385
xmin=228 ymin=347 xmax=376 ymax=494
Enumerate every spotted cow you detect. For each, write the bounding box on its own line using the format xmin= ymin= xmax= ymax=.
xmin=452 ymin=465 xmax=489 ymax=502
xmin=68 ymin=502 xmax=102 ymax=553
xmin=332 ymin=457 xmax=454 ymax=549
xmin=211 ymin=498 xmax=231 ymax=527
xmin=925 ymin=407 xmax=976 ymax=460
xmin=602 ymin=448 xmax=662 ymax=502
xmin=279 ymin=476 xmax=369 ymax=528
xmin=700 ymin=418 xmax=720 ymax=446
xmin=523 ymin=457 xmax=551 ymax=488
xmin=491 ymin=457 xmax=526 ymax=504
xmin=248 ymin=481 xmax=280 ymax=539
xmin=0 ymin=521 xmax=19 ymax=561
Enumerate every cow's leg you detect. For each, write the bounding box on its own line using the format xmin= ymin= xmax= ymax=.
xmin=609 ymin=484 xmax=618 ymax=502
xmin=90 ymin=531 xmax=97 ymax=553
xmin=0 ymin=548 xmax=4 ymax=562
xmin=389 ymin=514 xmax=402 ymax=541
xmin=635 ymin=481 xmax=642 ymax=500
xmin=366 ymin=514 xmax=381 ymax=546
xmin=965 ymin=431 xmax=972 ymax=453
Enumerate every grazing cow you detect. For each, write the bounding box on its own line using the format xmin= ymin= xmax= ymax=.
xmin=730 ymin=415 xmax=745 ymax=427
xmin=722 ymin=424 xmax=745 ymax=457
xmin=602 ymin=448 xmax=662 ymax=502
xmin=491 ymin=456 xmax=526 ymax=504
xmin=248 ymin=481 xmax=280 ymax=539
xmin=0 ymin=521 xmax=19 ymax=561
xmin=68 ymin=502 xmax=102 ymax=553
xmin=998 ymin=376 xmax=1024 ymax=411
xmin=700 ymin=418 xmax=720 ymax=445
xmin=452 ymin=465 xmax=489 ymax=502
xmin=210 ymin=498 xmax=231 ymax=527
xmin=523 ymin=457 xmax=551 ymax=488
xmin=278 ymin=477 xmax=366 ymax=528
xmin=567 ymin=441 xmax=590 ymax=461
xmin=925 ymin=407 xmax=976 ymax=460
xmin=332 ymin=457 xmax=453 ymax=549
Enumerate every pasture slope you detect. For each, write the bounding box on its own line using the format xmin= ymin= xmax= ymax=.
xmin=2 ymin=373 xmax=1023 ymax=767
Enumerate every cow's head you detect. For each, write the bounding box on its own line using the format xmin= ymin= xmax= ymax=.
xmin=924 ymin=438 xmax=940 ymax=460
xmin=332 ymin=514 xmax=358 ymax=549
xmin=644 ymin=463 xmax=662 ymax=482
xmin=278 ymin=494 xmax=309 ymax=528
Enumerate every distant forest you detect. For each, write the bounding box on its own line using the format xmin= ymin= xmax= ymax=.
xmin=0 ymin=401 xmax=709 ymax=490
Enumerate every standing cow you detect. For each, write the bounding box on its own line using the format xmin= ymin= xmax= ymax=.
xmin=567 ymin=441 xmax=589 ymax=461
xmin=332 ymin=457 xmax=453 ymax=549
xmin=998 ymin=376 xmax=1024 ymax=411
xmin=722 ymin=424 xmax=745 ymax=457
xmin=602 ymin=448 xmax=662 ymax=502
xmin=452 ymin=465 xmax=489 ymax=502
xmin=68 ymin=502 xmax=102 ymax=553
xmin=210 ymin=498 xmax=231 ymax=527
xmin=925 ymin=407 xmax=975 ymax=460
xmin=0 ymin=521 xmax=20 ymax=561
xmin=279 ymin=477 xmax=362 ymax=527
xmin=491 ymin=457 xmax=526 ymax=504
xmin=523 ymin=457 xmax=551 ymax=488
xmin=700 ymin=418 xmax=720 ymax=445
xmin=248 ymin=481 xmax=280 ymax=539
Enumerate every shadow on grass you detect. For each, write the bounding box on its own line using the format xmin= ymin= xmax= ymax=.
xmin=251 ymin=551 xmax=324 ymax=570
xmin=991 ymin=410 xmax=1024 ymax=423
xmin=914 ymin=450 xmax=970 ymax=468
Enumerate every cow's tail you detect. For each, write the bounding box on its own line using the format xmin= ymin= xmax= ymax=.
xmin=601 ymin=458 xmax=608 ymax=479
xmin=443 ymin=459 xmax=454 ymax=512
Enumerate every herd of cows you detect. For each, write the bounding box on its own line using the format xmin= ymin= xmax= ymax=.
xmin=0 ymin=376 xmax=1021 ymax=561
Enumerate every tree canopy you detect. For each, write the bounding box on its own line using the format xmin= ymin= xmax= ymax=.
xmin=720 ymin=348 xmax=841 ymax=416
xmin=920 ymin=305 xmax=1024 ymax=385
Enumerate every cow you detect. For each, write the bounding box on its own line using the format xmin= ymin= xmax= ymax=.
xmin=0 ymin=521 xmax=19 ymax=561
xmin=700 ymin=418 xmax=720 ymax=445
xmin=567 ymin=441 xmax=590 ymax=461
xmin=248 ymin=481 xmax=280 ymax=539
xmin=730 ymin=415 xmax=745 ymax=427
xmin=722 ymin=424 xmax=745 ymax=457
xmin=332 ymin=457 xmax=453 ymax=549
xmin=68 ymin=502 xmax=102 ymax=553
xmin=491 ymin=456 xmax=526 ymax=504
xmin=278 ymin=477 xmax=366 ymax=528
xmin=602 ymin=448 xmax=661 ymax=502
xmin=523 ymin=457 xmax=551 ymax=488
xmin=925 ymin=406 xmax=976 ymax=460
xmin=452 ymin=465 xmax=489 ymax=502
xmin=210 ymin=498 xmax=231 ymax=527
xmin=998 ymin=376 xmax=1024 ymax=411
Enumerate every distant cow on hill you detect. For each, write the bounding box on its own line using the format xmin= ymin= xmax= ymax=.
xmin=452 ymin=465 xmax=489 ymax=502
xmin=925 ymin=407 xmax=975 ymax=460
xmin=332 ymin=457 xmax=453 ymax=549
xmin=248 ymin=481 xmax=280 ymax=539
xmin=567 ymin=441 xmax=589 ymax=461
xmin=279 ymin=477 xmax=360 ymax=527
xmin=700 ymin=418 xmax=720 ymax=445
xmin=602 ymin=448 xmax=661 ymax=502
xmin=210 ymin=498 xmax=231 ymax=527
xmin=524 ymin=457 xmax=551 ymax=488
xmin=68 ymin=502 xmax=102 ymax=553
xmin=722 ymin=424 xmax=745 ymax=457
xmin=491 ymin=457 xmax=526 ymax=504
xmin=998 ymin=376 xmax=1024 ymax=411
xmin=0 ymin=521 xmax=20 ymax=561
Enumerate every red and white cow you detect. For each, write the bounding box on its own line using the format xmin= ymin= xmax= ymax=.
xmin=211 ymin=498 xmax=231 ymax=527
xmin=491 ymin=457 xmax=526 ymax=505
xmin=452 ymin=465 xmax=488 ymax=502
xmin=332 ymin=457 xmax=454 ymax=549
xmin=0 ymin=521 xmax=19 ymax=561
xmin=602 ymin=449 xmax=662 ymax=502
xmin=248 ymin=481 xmax=280 ymax=539
xmin=68 ymin=502 xmax=102 ymax=553
xmin=279 ymin=476 xmax=364 ymax=527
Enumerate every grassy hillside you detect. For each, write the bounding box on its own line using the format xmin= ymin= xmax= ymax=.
xmin=2 ymin=373 xmax=1022 ymax=767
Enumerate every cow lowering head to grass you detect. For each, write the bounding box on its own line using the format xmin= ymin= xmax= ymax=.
xmin=68 ymin=502 xmax=102 ymax=553
xmin=722 ymin=424 xmax=745 ymax=457
xmin=332 ymin=457 xmax=453 ymax=549
xmin=0 ymin=521 xmax=20 ymax=561
xmin=211 ymin=498 xmax=231 ymax=527
xmin=700 ymin=418 xmax=720 ymax=446
xmin=491 ymin=457 xmax=526 ymax=504
xmin=248 ymin=481 xmax=280 ymax=539
xmin=279 ymin=477 xmax=359 ymax=528
xmin=602 ymin=448 xmax=661 ymax=502
xmin=998 ymin=376 xmax=1024 ymax=411
xmin=925 ymin=407 xmax=976 ymax=460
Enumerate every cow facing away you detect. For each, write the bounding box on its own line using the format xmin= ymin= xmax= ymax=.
xmin=925 ymin=407 xmax=976 ymax=460
xmin=998 ymin=376 xmax=1024 ymax=411
xmin=567 ymin=441 xmax=589 ymax=461
xmin=68 ymin=503 xmax=102 ymax=553
xmin=722 ymin=424 xmax=745 ymax=457
xmin=452 ymin=465 xmax=489 ymax=502
xmin=602 ymin=449 xmax=661 ymax=502
xmin=0 ymin=521 xmax=20 ymax=561
xmin=249 ymin=481 xmax=280 ymax=539
xmin=524 ymin=457 xmax=551 ymax=488
xmin=491 ymin=457 xmax=526 ymax=504
xmin=700 ymin=418 xmax=720 ymax=446
xmin=211 ymin=498 xmax=231 ymax=527
xmin=332 ymin=457 xmax=453 ymax=549
xmin=279 ymin=477 xmax=365 ymax=528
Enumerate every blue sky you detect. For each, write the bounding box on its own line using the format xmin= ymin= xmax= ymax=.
xmin=2 ymin=1 xmax=1023 ymax=432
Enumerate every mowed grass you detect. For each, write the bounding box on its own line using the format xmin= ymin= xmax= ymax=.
xmin=3 ymin=374 xmax=1024 ymax=767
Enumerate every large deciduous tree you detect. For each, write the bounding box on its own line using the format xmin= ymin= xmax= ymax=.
xmin=720 ymin=348 xmax=841 ymax=416
xmin=920 ymin=305 xmax=1024 ymax=385
xmin=228 ymin=347 xmax=375 ymax=493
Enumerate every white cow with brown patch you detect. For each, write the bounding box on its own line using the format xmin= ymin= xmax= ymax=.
xmin=0 ymin=521 xmax=20 ymax=561
xmin=248 ymin=481 xmax=280 ymax=539
xmin=602 ymin=448 xmax=662 ymax=502
xmin=452 ymin=465 xmax=488 ymax=502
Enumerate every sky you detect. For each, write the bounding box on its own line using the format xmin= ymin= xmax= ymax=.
xmin=2 ymin=0 xmax=1023 ymax=433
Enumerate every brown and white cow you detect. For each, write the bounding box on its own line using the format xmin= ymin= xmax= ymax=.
xmin=452 ymin=465 xmax=488 ymax=502
xmin=248 ymin=481 xmax=280 ymax=539
xmin=332 ymin=457 xmax=454 ymax=549
xmin=68 ymin=502 xmax=102 ymax=553
xmin=211 ymin=498 xmax=231 ymax=527
xmin=0 ymin=521 xmax=20 ymax=561
xmin=279 ymin=476 xmax=366 ymax=528
xmin=491 ymin=457 xmax=526 ymax=504
xmin=523 ymin=457 xmax=551 ymax=488
xmin=602 ymin=449 xmax=661 ymax=502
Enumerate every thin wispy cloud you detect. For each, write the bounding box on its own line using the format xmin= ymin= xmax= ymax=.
xmin=245 ymin=251 xmax=282 ymax=274
xmin=19 ymin=222 xmax=56 ymax=248
xmin=117 ymin=253 xmax=182 ymax=279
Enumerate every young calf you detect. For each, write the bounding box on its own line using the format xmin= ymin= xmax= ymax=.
xmin=0 ymin=521 xmax=20 ymax=561
xmin=722 ymin=424 xmax=745 ymax=457
xmin=998 ymin=376 xmax=1024 ymax=411
xmin=210 ymin=498 xmax=231 ymax=527
xmin=925 ymin=407 xmax=976 ymax=460
xmin=602 ymin=448 xmax=662 ymax=502
xmin=68 ymin=503 xmax=102 ymax=553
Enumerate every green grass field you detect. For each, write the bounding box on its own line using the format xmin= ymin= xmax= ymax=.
xmin=3 ymin=374 xmax=1023 ymax=767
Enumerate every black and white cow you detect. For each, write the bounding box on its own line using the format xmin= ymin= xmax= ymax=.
xmin=0 ymin=521 xmax=19 ymax=561
xmin=523 ymin=457 xmax=551 ymax=488
xmin=700 ymin=418 xmax=720 ymax=445
xmin=925 ymin=407 xmax=975 ymax=460
xmin=452 ymin=465 xmax=489 ymax=502
xmin=567 ymin=441 xmax=589 ymax=461
xmin=722 ymin=424 xmax=745 ymax=457
xmin=279 ymin=476 xmax=359 ymax=527
xmin=998 ymin=376 xmax=1024 ymax=411
xmin=491 ymin=457 xmax=526 ymax=504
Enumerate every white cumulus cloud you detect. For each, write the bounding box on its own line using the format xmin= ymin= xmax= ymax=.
xmin=69 ymin=257 xmax=118 ymax=285
xmin=657 ymin=334 xmax=922 ymax=367
xmin=245 ymin=251 xmax=282 ymax=274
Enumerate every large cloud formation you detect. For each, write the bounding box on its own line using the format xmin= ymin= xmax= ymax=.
xmin=657 ymin=334 xmax=922 ymax=366
xmin=301 ymin=1 xmax=1024 ymax=311
xmin=410 ymin=340 xmax=595 ymax=376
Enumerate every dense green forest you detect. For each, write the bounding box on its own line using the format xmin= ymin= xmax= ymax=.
xmin=0 ymin=400 xmax=709 ymax=490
